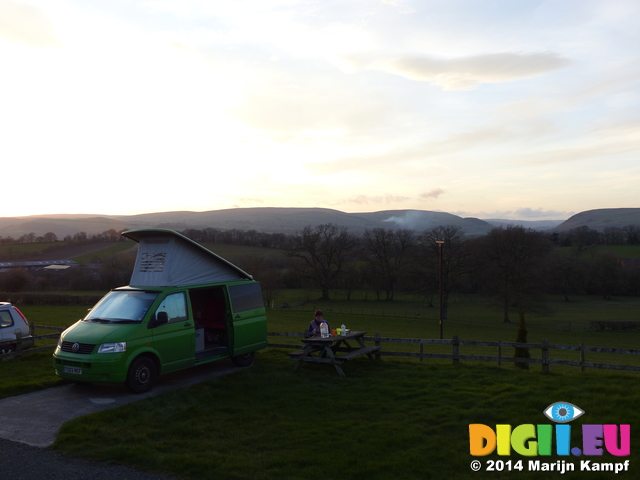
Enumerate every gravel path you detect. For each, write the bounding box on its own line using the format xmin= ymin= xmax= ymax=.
xmin=0 ymin=438 xmax=181 ymax=480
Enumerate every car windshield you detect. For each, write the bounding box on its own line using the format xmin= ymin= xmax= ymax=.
xmin=85 ymin=290 xmax=159 ymax=323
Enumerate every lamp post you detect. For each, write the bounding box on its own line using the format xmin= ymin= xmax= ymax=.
xmin=436 ymin=240 xmax=444 ymax=339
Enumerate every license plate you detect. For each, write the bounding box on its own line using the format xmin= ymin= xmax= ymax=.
xmin=63 ymin=366 xmax=82 ymax=375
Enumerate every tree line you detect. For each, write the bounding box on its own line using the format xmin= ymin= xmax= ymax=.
xmin=3 ymin=223 xmax=639 ymax=248
xmin=0 ymin=229 xmax=125 ymax=245
xmin=2 ymin=224 xmax=639 ymax=322
xmin=184 ymin=223 xmax=640 ymax=323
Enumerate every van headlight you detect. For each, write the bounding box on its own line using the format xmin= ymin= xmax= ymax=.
xmin=98 ymin=342 xmax=127 ymax=353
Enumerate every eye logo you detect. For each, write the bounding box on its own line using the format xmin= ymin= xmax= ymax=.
xmin=543 ymin=402 xmax=584 ymax=423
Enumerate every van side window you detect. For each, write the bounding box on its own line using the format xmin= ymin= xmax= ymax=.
xmin=228 ymin=283 xmax=263 ymax=313
xmin=156 ymin=293 xmax=188 ymax=323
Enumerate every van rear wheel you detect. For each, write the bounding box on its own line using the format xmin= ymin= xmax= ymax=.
xmin=231 ymin=352 xmax=255 ymax=367
xmin=125 ymin=356 xmax=157 ymax=394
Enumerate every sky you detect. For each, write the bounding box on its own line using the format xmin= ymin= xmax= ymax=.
xmin=1 ymin=0 xmax=639 ymax=221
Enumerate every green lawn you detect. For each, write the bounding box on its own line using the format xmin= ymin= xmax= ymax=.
xmin=5 ymin=296 xmax=640 ymax=401
xmin=0 ymin=242 xmax=60 ymax=260
xmin=3 ymin=297 xmax=639 ymax=478
xmin=50 ymin=350 xmax=640 ymax=480
xmin=0 ymin=305 xmax=87 ymax=399
xmin=70 ymin=242 xmax=134 ymax=263
xmin=266 ymin=294 xmax=640 ymax=371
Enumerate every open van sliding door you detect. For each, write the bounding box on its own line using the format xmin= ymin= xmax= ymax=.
xmin=228 ymin=282 xmax=267 ymax=356
xmin=150 ymin=292 xmax=195 ymax=372
xmin=190 ymin=286 xmax=230 ymax=360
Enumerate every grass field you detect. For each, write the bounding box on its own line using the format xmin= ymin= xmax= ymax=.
xmin=6 ymin=295 xmax=640 ymax=399
xmin=3 ymin=296 xmax=640 ymax=478
xmin=0 ymin=241 xmax=61 ymax=260
xmin=0 ymin=241 xmax=132 ymax=262
xmin=70 ymin=242 xmax=134 ymax=263
xmin=573 ymin=245 xmax=640 ymax=259
xmin=0 ymin=305 xmax=87 ymax=399
xmin=49 ymin=350 xmax=640 ymax=480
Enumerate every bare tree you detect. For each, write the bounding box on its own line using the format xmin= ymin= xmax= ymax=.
xmin=587 ymin=252 xmax=623 ymax=300
xmin=286 ymin=224 xmax=358 ymax=300
xmin=548 ymin=250 xmax=588 ymax=301
xmin=415 ymin=226 xmax=470 ymax=319
xmin=474 ymin=226 xmax=553 ymax=322
xmin=362 ymin=228 xmax=415 ymax=301
xmin=623 ymin=225 xmax=640 ymax=245
xmin=42 ymin=232 xmax=58 ymax=242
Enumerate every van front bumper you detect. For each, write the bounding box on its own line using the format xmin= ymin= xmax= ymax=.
xmin=53 ymin=349 xmax=129 ymax=383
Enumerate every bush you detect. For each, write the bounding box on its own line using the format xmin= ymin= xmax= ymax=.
xmin=0 ymin=292 xmax=103 ymax=305
xmin=0 ymin=269 xmax=31 ymax=293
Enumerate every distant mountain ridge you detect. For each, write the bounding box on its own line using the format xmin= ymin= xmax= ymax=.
xmin=0 ymin=207 xmax=638 ymax=239
xmin=484 ymin=219 xmax=564 ymax=230
xmin=0 ymin=208 xmax=493 ymax=238
xmin=552 ymin=208 xmax=640 ymax=232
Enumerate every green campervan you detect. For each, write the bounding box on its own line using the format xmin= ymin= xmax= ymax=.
xmin=53 ymin=229 xmax=267 ymax=393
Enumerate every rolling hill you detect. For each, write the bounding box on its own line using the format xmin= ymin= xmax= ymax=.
xmin=0 ymin=208 xmax=494 ymax=238
xmin=553 ymin=208 xmax=640 ymax=233
xmin=0 ymin=207 xmax=638 ymax=240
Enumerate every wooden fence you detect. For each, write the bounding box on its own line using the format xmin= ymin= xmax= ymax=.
xmin=0 ymin=324 xmax=65 ymax=361
xmin=4 ymin=327 xmax=639 ymax=373
xmin=268 ymin=332 xmax=640 ymax=373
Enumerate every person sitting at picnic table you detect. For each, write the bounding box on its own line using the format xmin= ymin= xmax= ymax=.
xmin=304 ymin=310 xmax=330 ymax=338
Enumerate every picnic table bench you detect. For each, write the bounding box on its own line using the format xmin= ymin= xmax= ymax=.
xmin=288 ymin=331 xmax=379 ymax=377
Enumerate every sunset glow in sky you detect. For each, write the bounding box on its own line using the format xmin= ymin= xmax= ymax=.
xmin=2 ymin=0 xmax=639 ymax=220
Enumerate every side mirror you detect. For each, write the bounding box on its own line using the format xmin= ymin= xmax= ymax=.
xmin=154 ymin=311 xmax=169 ymax=326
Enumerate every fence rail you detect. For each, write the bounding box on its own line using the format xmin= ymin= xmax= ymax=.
xmin=0 ymin=323 xmax=65 ymax=361
xmin=267 ymin=332 xmax=640 ymax=373
xmin=4 ymin=327 xmax=638 ymax=373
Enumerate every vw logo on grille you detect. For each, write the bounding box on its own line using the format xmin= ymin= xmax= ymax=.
xmin=72 ymin=343 xmax=80 ymax=353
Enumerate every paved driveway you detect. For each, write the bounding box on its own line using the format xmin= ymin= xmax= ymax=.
xmin=0 ymin=360 xmax=244 ymax=447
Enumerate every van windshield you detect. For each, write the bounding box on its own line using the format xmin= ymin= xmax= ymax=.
xmin=85 ymin=290 xmax=159 ymax=324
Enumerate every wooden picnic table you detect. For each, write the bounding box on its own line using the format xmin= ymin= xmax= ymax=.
xmin=288 ymin=331 xmax=379 ymax=377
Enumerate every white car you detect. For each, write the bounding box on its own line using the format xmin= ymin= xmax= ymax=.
xmin=0 ymin=302 xmax=34 ymax=354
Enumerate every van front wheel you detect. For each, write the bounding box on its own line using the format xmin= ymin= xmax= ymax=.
xmin=125 ymin=356 xmax=157 ymax=394
xmin=231 ymin=352 xmax=255 ymax=367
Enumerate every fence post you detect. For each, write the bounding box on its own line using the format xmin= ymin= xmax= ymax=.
xmin=542 ymin=339 xmax=549 ymax=373
xmin=498 ymin=341 xmax=502 ymax=367
xmin=420 ymin=342 xmax=424 ymax=363
xmin=452 ymin=335 xmax=460 ymax=365
xmin=375 ymin=333 xmax=381 ymax=361
xmin=29 ymin=322 xmax=35 ymax=336
xmin=580 ymin=343 xmax=585 ymax=372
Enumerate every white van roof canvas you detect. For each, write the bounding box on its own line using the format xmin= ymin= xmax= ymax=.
xmin=123 ymin=229 xmax=253 ymax=287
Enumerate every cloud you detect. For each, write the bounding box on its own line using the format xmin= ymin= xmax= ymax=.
xmin=336 ymin=194 xmax=412 ymax=206
xmin=419 ymin=188 xmax=445 ymax=200
xmin=514 ymin=119 xmax=640 ymax=166
xmin=514 ymin=208 xmax=572 ymax=219
xmin=231 ymin=76 xmax=396 ymax=141
xmin=454 ymin=208 xmax=573 ymax=220
xmin=308 ymin=145 xmax=447 ymax=176
xmin=347 ymin=52 xmax=571 ymax=90
xmin=0 ymin=0 xmax=61 ymax=47
xmin=236 ymin=198 xmax=265 ymax=205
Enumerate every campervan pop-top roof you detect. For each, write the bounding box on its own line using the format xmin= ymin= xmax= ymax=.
xmin=123 ymin=229 xmax=253 ymax=287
